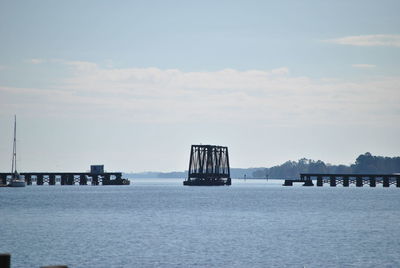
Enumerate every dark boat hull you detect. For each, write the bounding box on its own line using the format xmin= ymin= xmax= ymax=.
xmin=102 ymin=179 xmax=130 ymax=185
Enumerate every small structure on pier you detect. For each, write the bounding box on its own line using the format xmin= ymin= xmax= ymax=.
xmin=90 ymin=165 xmax=104 ymax=174
xmin=183 ymin=144 xmax=231 ymax=186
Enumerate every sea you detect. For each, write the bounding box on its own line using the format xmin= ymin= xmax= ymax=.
xmin=1 ymin=179 xmax=399 ymax=268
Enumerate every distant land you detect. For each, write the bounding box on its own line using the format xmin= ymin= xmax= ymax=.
xmin=124 ymin=152 xmax=400 ymax=179
xmin=123 ymin=168 xmax=263 ymax=179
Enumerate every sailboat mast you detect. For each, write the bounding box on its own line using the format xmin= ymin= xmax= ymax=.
xmin=11 ymin=115 xmax=17 ymax=173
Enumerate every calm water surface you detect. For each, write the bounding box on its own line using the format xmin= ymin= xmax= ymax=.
xmin=1 ymin=179 xmax=399 ymax=267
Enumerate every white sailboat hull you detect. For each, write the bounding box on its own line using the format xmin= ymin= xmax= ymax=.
xmin=9 ymin=180 xmax=26 ymax=187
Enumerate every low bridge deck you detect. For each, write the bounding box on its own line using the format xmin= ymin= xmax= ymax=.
xmin=0 ymin=172 xmax=129 ymax=186
xmin=283 ymin=173 xmax=400 ymax=187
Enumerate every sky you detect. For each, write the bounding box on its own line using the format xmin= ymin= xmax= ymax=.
xmin=0 ymin=0 xmax=399 ymax=172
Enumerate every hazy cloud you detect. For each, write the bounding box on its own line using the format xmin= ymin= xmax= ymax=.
xmin=352 ymin=64 xmax=376 ymax=69
xmin=325 ymin=34 xmax=400 ymax=47
xmin=27 ymin=58 xmax=46 ymax=64
xmin=1 ymin=61 xmax=399 ymax=127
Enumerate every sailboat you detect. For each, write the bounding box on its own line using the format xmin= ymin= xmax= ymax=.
xmin=8 ymin=115 xmax=25 ymax=187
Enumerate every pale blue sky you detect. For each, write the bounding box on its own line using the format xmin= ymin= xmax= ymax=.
xmin=0 ymin=0 xmax=399 ymax=172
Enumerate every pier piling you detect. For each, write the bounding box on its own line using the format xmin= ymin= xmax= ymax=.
xmin=369 ymin=177 xmax=376 ymax=187
xmin=283 ymin=180 xmax=293 ymax=186
xmin=316 ymin=176 xmax=323 ymax=186
xmin=67 ymin=174 xmax=74 ymax=185
xmin=343 ymin=176 xmax=349 ymax=187
xmin=356 ymin=177 xmax=363 ymax=187
xmin=330 ymin=176 xmax=336 ymax=187
xmin=60 ymin=175 xmax=66 ymax=185
xmin=25 ymin=174 xmax=32 ymax=185
xmin=79 ymin=174 xmax=87 ymax=185
xmin=49 ymin=174 xmax=56 ymax=185
xmin=303 ymin=180 xmax=314 ymax=186
xmin=92 ymin=175 xmax=99 ymax=185
xmin=103 ymin=174 xmax=111 ymax=185
xmin=37 ymin=174 xmax=44 ymax=185
xmin=383 ymin=177 xmax=390 ymax=187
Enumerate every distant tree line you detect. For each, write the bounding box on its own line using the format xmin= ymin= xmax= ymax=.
xmin=252 ymin=152 xmax=400 ymax=179
xmin=123 ymin=152 xmax=400 ymax=179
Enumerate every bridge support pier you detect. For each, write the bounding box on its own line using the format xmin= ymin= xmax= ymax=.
xmin=303 ymin=179 xmax=314 ymax=186
xmin=330 ymin=177 xmax=336 ymax=187
xmin=37 ymin=175 xmax=44 ymax=185
xmin=102 ymin=174 xmax=110 ymax=185
xmin=397 ymin=178 xmax=400 ymax=188
xmin=343 ymin=177 xmax=349 ymax=187
xmin=369 ymin=177 xmax=376 ymax=187
xmin=92 ymin=175 xmax=99 ymax=185
xmin=49 ymin=174 xmax=56 ymax=185
xmin=283 ymin=180 xmax=293 ymax=186
xmin=79 ymin=175 xmax=87 ymax=185
xmin=356 ymin=177 xmax=363 ymax=187
xmin=25 ymin=174 xmax=32 ymax=185
xmin=317 ymin=176 xmax=323 ymax=186
xmin=383 ymin=177 xmax=389 ymax=187
xmin=61 ymin=175 xmax=67 ymax=185
xmin=66 ymin=175 xmax=74 ymax=185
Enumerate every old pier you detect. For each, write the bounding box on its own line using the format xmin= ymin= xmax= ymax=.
xmin=0 ymin=165 xmax=129 ymax=186
xmin=0 ymin=172 xmax=129 ymax=186
xmin=283 ymin=173 xmax=400 ymax=187
xmin=183 ymin=144 xmax=231 ymax=186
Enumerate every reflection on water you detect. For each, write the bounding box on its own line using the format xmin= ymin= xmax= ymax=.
xmin=1 ymin=179 xmax=399 ymax=267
